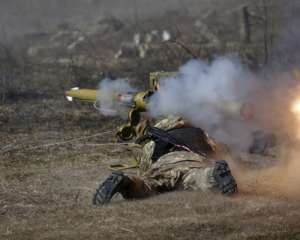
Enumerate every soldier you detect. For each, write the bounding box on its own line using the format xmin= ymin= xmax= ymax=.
xmin=92 ymin=116 xmax=237 ymax=205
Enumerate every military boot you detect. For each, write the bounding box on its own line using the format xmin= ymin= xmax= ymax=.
xmin=93 ymin=172 xmax=153 ymax=205
xmin=213 ymin=160 xmax=237 ymax=195
xmin=93 ymin=171 xmax=129 ymax=205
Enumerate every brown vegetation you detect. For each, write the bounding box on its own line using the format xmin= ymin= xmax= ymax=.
xmin=1 ymin=0 xmax=300 ymax=239
xmin=1 ymin=102 xmax=300 ymax=239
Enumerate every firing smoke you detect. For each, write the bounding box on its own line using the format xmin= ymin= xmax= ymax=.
xmin=97 ymin=78 xmax=136 ymax=117
xmin=231 ymin=146 xmax=300 ymax=198
xmin=149 ymin=57 xmax=259 ymax=151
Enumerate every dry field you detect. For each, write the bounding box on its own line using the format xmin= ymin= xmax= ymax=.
xmin=1 ymin=1 xmax=300 ymax=238
xmin=1 ymin=100 xmax=300 ymax=240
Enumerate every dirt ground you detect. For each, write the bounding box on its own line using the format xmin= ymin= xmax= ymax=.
xmin=1 ymin=1 xmax=300 ymax=238
xmin=1 ymin=100 xmax=300 ymax=240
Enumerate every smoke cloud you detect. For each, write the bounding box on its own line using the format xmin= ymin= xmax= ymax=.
xmin=149 ymin=57 xmax=259 ymax=151
xmin=97 ymin=78 xmax=136 ymax=117
xmin=231 ymin=146 xmax=300 ymax=198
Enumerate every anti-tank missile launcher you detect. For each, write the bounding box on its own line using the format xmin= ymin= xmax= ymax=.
xmin=65 ymin=72 xmax=176 ymax=141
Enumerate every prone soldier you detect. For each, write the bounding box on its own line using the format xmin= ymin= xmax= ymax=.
xmin=92 ymin=116 xmax=237 ymax=205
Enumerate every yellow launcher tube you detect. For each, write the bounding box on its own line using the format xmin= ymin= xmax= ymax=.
xmin=65 ymin=88 xmax=98 ymax=102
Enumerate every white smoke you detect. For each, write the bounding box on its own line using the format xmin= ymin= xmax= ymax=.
xmin=149 ymin=57 xmax=260 ymax=151
xmin=96 ymin=57 xmax=297 ymax=154
xmin=97 ymin=78 xmax=136 ymax=117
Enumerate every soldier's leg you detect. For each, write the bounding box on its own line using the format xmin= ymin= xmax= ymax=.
xmin=182 ymin=160 xmax=237 ymax=195
xmin=92 ymin=172 xmax=155 ymax=205
xmin=119 ymin=176 xmax=154 ymax=199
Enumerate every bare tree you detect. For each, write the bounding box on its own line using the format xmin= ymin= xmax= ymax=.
xmin=0 ymin=42 xmax=17 ymax=103
xmin=262 ymin=0 xmax=270 ymax=65
xmin=240 ymin=6 xmax=251 ymax=44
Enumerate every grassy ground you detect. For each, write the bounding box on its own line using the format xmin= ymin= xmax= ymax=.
xmin=1 ymin=0 xmax=300 ymax=238
xmin=1 ymin=100 xmax=300 ymax=240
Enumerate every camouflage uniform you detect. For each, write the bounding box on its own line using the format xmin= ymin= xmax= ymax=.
xmin=137 ymin=116 xmax=218 ymax=194
xmin=141 ymin=151 xmax=217 ymax=193
xmin=139 ymin=115 xmax=187 ymax=172
xmin=93 ymin=115 xmax=237 ymax=205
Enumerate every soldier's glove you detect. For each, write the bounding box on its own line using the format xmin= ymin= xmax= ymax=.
xmin=93 ymin=171 xmax=127 ymax=205
xmin=213 ymin=160 xmax=237 ymax=196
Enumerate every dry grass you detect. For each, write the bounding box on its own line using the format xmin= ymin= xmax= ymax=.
xmin=0 ymin=2 xmax=299 ymax=236
xmin=1 ymin=100 xmax=300 ymax=240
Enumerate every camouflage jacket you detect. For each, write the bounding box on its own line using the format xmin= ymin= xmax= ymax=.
xmin=137 ymin=115 xmax=222 ymax=173
xmin=139 ymin=115 xmax=186 ymax=172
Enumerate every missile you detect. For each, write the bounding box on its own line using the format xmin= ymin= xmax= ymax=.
xmin=65 ymin=88 xmax=98 ymax=102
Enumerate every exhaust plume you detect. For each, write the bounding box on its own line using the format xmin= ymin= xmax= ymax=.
xmin=97 ymin=78 xmax=136 ymax=117
xmin=149 ymin=57 xmax=259 ymax=151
